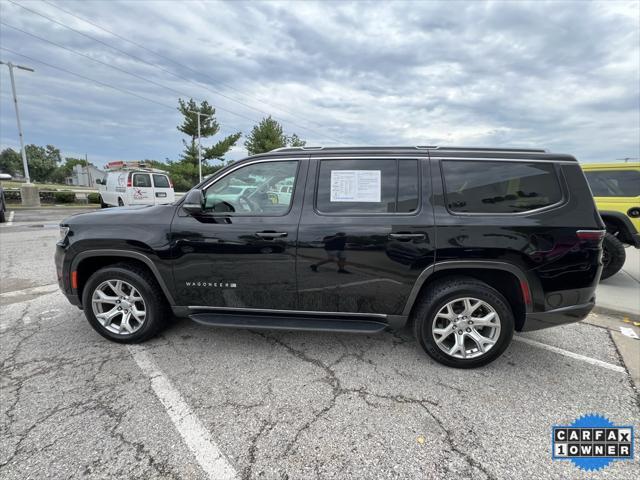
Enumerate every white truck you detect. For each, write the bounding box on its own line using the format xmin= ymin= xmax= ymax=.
xmin=97 ymin=161 xmax=175 ymax=207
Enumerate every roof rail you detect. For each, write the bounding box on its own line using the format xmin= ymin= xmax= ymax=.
xmin=430 ymin=146 xmax=548 ymax=153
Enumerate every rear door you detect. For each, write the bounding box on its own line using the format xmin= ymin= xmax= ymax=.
xmin=129 ymin=172 xmax=154 ymax=205
xmin=296 ymin=156 xmax=436 ymax=316
xmin=152 ymin=173 xmax=175 ymax=205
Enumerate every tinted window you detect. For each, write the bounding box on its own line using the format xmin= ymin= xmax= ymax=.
xmin=204 ymin=161 xmax=298 ymax=215
xmin=153 ymin=174 xmax=170 ymax=188
xmin=584 ymin=170 xmax=640 ymax=197
xmin=132 ymin=173 xmax=151 ymax=188
xmin=442 ymin=161 xmax=562 ymax=213
xmin=316 ymin=159 xmax=419 ymax=214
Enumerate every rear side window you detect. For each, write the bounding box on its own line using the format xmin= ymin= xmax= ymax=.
xmin=153 ymin=174 xmax=170 ymax=188
xmin=132 ymin=173 xmax=151 ymax=188
xmin=442 ymin=160 xmax=562 ymax=213
xmin=584 ymin=170 xmax=640 ymax=197
xmin=316 ymin=159 xmax=419 ymax=214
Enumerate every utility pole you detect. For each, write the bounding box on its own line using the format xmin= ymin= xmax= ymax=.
xmin=1 ymin=60 xmax=34 ymax=183
xmin=1 ymin=60 xmax=39 ymax=206
xmin=189 ymin=111 xmax=213 ymax=183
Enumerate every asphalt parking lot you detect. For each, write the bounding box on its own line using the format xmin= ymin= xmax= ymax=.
xmin=1 ymin=207 xmax=639 ymax=479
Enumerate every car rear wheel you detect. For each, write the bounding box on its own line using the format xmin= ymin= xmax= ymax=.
xmin=600 ymin=232 xmax=625 ymax=280
xmin=82 ymin=263 xmax=167 ymax=343
xmin=117 ymin=197 xmax=124 ymax=207
xmin=413 ymin=277 xmax=514 ymax=368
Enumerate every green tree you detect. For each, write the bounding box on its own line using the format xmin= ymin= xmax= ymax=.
xmin=0 ymin=148 xmax=22 ymax=176
xmin=24 ymin=144 xmax=62 ymax=182
xmin=244 ymin=116 xmax=306 ymax=155
xmin=288 ymin=133 xmax=306 ymax=148
xmin=176 ymin=98 xmax=241 ymax=187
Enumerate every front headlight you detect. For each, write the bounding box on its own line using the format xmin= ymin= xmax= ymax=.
xmin=59 ymin=225 xmax=70 ymax=242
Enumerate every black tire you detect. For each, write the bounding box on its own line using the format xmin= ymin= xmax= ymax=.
xmin=82 ymin=263 xmax=168 ymax=343
xmin=600 ymin=233 xmax=626 ymax=280
xmin=117 ymin=197 xmax=124 ymax=207
xmin=412 ymin=276 xmax=514 ymax=368
xmin=99 ymin=195 xmax=108 ymax=208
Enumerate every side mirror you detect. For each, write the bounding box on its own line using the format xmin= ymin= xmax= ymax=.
xmin=183 ymin=189 xmax=204 ymax=214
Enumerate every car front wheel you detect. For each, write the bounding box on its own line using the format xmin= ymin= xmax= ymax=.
xmin=413 ymin=277 xmax=514 ymax=368
xmin=82 ymin=263 xmax=167 ymax=343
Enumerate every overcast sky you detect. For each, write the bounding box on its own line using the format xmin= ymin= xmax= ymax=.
xmin=0 ymin=0 xmax=638 ymax=167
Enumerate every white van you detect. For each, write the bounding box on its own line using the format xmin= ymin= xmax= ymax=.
xmin=97 ymin=165 xmax=175 ymax=207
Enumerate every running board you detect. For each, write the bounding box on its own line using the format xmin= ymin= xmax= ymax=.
xmin=189 ymin=313 xmax=388 ymax=334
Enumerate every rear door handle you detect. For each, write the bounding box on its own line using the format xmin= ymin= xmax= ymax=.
xmin=388 ymin=233 xmax=426 ymax=241
xmin=255 ymin=231 xmax=288 ymax=238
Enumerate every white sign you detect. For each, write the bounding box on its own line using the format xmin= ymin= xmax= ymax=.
xmin=330 ymin=170 xmax=381 ymax=202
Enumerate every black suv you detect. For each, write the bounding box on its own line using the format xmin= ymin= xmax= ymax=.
xmin=55 ymin=146 xmax=605 ymax=368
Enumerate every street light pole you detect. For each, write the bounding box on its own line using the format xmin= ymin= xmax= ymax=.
xmin=189 ymin=111 xmax=213 ymax=183
xmin=1 ymin=61 xmax=34 ymax=183
xmin=197 ymin=112 xmax=202 ymax=183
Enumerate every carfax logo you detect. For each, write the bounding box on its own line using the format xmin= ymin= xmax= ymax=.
xmin=552 ymin=414 xmax=634 ymax=471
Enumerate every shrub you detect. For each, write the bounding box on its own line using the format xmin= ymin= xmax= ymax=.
xmin=87 ymin=192 xmax=100 ymax=204
xmin=53 ymin=191 xmax=76 ymax=203
xmin=3 ymin=189 xmax=21 ymax=203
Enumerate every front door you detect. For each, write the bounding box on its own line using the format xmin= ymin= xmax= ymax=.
xmin=296 ymin=156 xmax=436 ymax=316
xmin=170 ymin=158 xmax=307 ymax=310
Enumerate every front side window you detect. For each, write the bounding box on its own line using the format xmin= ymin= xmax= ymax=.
xmin=442 ymin=160 xmax=563 ymax=213
xmin=133 ymin=173 xmax=151 ymax=188
xmin=584 ymin=170 xmax=640 ymax=197
xmin=203 ymin=161 xmax=298 ymax=215
xmin=316 ymin=159 xmax=419 ymax=214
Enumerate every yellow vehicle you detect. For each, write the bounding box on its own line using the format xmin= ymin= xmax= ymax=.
xmin=582 ymin=161 xmax=640 ymax=280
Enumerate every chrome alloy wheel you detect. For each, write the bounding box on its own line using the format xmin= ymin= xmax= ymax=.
xmin=431 ymin=297 xmax=501 ymax=359
xmin=91 ymin=279 xmax=146 ymax=335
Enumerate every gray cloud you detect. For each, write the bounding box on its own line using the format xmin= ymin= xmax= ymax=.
xmin=0 ymin=0 xmax=638 ymax=166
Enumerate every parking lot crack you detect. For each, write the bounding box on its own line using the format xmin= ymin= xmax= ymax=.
xmin=416 ymin=402 xmax=496 ymax=480
xmin=243 ymin=420 xmax=275 ymax=480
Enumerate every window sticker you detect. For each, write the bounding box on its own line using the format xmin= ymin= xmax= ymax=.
xmin=330 ymin=170 xmax=381 ymax=202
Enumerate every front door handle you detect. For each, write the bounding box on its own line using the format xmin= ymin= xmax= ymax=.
xmin=388 ymin=233 xmax=426 ymax=241
xmin=255 ymin=231 xmax=288 ymax=238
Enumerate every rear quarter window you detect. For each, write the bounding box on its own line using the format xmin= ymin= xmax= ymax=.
xmin=442 ymin=160 xmax=563 ymax=214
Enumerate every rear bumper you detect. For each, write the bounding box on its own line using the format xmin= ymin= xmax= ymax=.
xmin=522 ymin=302 xmax=594 ymax=331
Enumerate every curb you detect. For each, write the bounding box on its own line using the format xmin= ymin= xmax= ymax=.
xmin=592 ymin=305 xmax=640 ymax=323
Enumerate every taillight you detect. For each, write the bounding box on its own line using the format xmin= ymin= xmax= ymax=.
xmin=169 ymin=177 xmax=173 ymax=188
xmin=127 ymin=173 xmax=132 ymax=187
xmin=576 ymin=230 xmax=606 ymax=241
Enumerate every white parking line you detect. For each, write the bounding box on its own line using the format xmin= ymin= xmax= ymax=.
xmin=7 ymin=210 xmax=14 ymax=225
xmin=128 ymin=345 xmax=238 ymax=480
xmin=514 ymin=336 xmax=626 ymax=373
xmin=0 ymin=283 xmax=59 ymax=298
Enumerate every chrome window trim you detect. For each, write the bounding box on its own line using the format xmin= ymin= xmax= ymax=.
xmin=198 ymin=157 xmax=305 ymax=218
xmin=430 ymin=156 xmax=575 ymax=165
xmin=437 ymin=158 xmax=569 ymax=217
